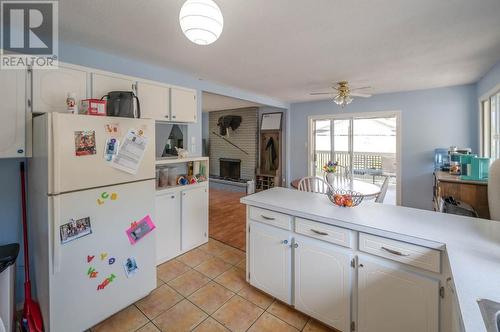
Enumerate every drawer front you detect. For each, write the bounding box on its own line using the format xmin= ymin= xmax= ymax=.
xmin=359 ymin=233 xmax=441 ymax=273
xmin=249 ymin=207 xmax=293 ymax=230
xmin=295 ymin=218 xmax=353 ymax=248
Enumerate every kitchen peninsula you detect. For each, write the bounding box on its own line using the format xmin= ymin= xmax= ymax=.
xmin=241 ymin=187 xmax=500 ymax=332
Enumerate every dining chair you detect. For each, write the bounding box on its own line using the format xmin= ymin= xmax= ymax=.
xmin=298 ymin=176 xmax=332 ymax=194
xmin=488 ymin=159 xmax=500 ymax=221
xmin=375 ymin=176 xmax=390 ymax=203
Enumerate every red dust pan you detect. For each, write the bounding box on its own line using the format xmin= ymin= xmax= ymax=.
xmin=20 ymin=162 xmax=44 ymax=332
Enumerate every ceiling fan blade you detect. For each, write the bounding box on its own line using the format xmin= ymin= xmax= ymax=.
xmin=351 ymin=92 xmax=372 ymax=98
xmin=310 ymin=92 xmax=333 ymax=95
xmin=350 ymin=86 xmax=372 ymax=91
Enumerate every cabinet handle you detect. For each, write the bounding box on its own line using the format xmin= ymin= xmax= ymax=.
xmin=281 ymin=240 xmax=288 ymax=245
xmin=165 ymin=115 xmax=169 ymax=119
xmin=310 ymin=229 xmax=328 ymax=236
xmin=170 ymin=195 xmax=175 ymax=199
xmin=172 ymin=115 xmax=177 ymax=119
xmin=261 ymin=215 xmax=275 ymax=221
xmin=381 ymin=246 xmax=409 ymax=256
xmin=293 ymin=243 xmax=299 ymax=248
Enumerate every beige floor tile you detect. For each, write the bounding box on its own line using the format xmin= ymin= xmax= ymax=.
xmin=136 ymin=322 xmax=161 ymax=332
xmin=199 ymin=239 xmax=228 ymax=256
xmin=192 ymin=317 xmax=230 ymax=332
xmin=214 ymin=267 xmax=247 ymax=293
xmin=157 ymin=259 xmax=191 ymax=282
xmin=248 ymin=312 xmax=300 ymax=332
xmin=235 ymin=259 xmax=246 ymax=272
xmin=194 ymin=256 xmax=234 ymax=279
xmin=153 ymin=299 xmax=208 ymax=332
xmin=177 ymin=248 xmax=213 ymax=268
xmin=212 ymin=296 xmax=264 ymax=332
xmin=135 ymin=284 xmax=183 ymax=319
xmin=267 ymin=301 xmax=309 ymax=330
xmin=188 ymin=281 xmax=235 ymax=314
xmin=238 ymin=284 xmax=274 ymax=309
xmin=217 ymin=248 xmax=245 ymax=265
xmin=91 ymin=305 xmax=148 ymax=332
xmin=168 ymin=269 xmax=211 ymax=296
xmin=303 ymin=318 xmax=340 ymax=332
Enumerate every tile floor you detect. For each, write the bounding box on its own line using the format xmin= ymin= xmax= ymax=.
xmin=90 ymin=238 xmax=338 ymax=332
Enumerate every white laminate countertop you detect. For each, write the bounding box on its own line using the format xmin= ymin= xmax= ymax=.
xmin=240 ymin=187 xmax=500 ymax=332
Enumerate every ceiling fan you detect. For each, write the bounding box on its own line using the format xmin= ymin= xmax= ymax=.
xmin=310 ymin=81 xmax=372 ymax=108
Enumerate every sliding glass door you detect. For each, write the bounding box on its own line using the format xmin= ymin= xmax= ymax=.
xmin=310 ymin=112 xmax=400 ymax=204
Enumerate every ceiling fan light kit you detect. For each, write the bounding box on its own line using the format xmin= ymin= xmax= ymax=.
xmin=179 ymin=0 xmax=224 ymax=45
xmin=310 ymin=81 xmax=372 ymax=108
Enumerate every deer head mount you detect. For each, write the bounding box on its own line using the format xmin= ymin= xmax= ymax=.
xmin=217 ymin=115 xmax=242 ymax=136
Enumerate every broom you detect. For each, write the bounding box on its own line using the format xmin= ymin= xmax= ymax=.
xmin=20 ymin=162 xmax=44 ymax=332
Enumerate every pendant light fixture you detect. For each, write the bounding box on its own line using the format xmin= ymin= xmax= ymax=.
xmin=179 ymin=0 xmax=224 ymax=46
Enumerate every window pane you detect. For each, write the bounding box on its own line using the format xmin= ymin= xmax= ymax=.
xmin=314 ymin=120 xmax=331 ymax=175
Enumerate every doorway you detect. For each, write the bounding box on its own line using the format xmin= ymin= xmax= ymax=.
xmin=308 ymin=111 xmax=401 ymax=205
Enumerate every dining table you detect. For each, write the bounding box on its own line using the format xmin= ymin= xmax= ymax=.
xmin=290 ymin=177 xmax=381 ymax=199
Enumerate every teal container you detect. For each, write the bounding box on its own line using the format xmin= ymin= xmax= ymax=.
xmin=460 ymin=157 xmax=491 ymax=181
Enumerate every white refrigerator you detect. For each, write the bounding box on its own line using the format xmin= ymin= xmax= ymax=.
xmin=28 ymin=113 xmax=157 ymax=332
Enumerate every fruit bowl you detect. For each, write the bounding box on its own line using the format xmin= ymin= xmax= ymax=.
xmin=327 ymin=189 xmax=364 ymax=207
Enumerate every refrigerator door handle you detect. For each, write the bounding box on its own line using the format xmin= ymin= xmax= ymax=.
xmin=52 ymin=195 xmax=62 ymax=274
xmin=52 ymin=113 xmax=61 ymax=194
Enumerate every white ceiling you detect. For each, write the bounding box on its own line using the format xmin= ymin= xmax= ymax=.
xmin=59 ymin=0 xmax=500 ymax=103
xmin=202 ymin=92 xmax=262 ymax=112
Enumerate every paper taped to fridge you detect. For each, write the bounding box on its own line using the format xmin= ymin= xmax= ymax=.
xmin=111 ymin=130 xmax=148 ymax=174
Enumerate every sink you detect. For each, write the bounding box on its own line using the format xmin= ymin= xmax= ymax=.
xmin=478 ymin=299 xmax=500 ymax=332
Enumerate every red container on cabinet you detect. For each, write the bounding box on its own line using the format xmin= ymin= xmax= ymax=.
xmin=80 ymin=99 xmax=106 ymax=116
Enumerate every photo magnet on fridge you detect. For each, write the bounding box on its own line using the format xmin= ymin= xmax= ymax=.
xmin=123 ymin=257 xmax=139 ymax=278
xmin=125 ymin=215 xmax=156 ymax=245
xmin=104 ymin=138 xmax=119 ymax=162
xmin=60 ymin=217 xmax=92 ymax=244
xmin=74 ymin=131 xmax=97 ymax=156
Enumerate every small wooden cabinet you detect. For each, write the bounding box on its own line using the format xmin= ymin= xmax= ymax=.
xmin=31 ymin=65 xmax=88 ymax=114
xmin=357 ymin=255 xmax=439 ymax=332
xmin=433 ymin=171 xmax=489 ymax=219
xmin=170 ymin=87 xmax=197 ymax=122
xmin=0 ymin=70 xmax=26 ymax=157
xmin=249 ymin=221 xmax=292 ymax=304
xmin=294 ymin=234 xmax=351 ymax=332
xmin=137 ymin=80 xmax=170 ymax=121
xmin=155 ymin=191 xmax=181 ymax=264
xmin=181 ymin=186 xmax=209 ymax=252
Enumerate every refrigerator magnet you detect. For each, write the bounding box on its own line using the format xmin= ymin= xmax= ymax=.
xmin=125 ymin=215 xmax=156 ymax=245
xmin=74 ymin=131 xmax=97 ymax=156
xmin=123 ymin=258 xmax=139 ymax=278
xmin=104 ymin=138 xmax=119 ymax=162
xmin=60 ymin=217 xmax=92 ymax=244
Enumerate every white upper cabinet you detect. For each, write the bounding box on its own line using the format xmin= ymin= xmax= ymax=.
xmin=31 ymin=65 xmax=88 ymax=114
xmin=170 ymin=87 xmax=197 ymax=123
xmin=136 ymin=81 xmax=170 ymax=121
xmin=357 ymin=255 xmax=439 ymax=332
xmin=249 ymin=221 xmax=292 ymax=304
xmin=91 ymin=72 xmax=137 ymax=99
xmin=0 ymin=70 xmax=26 ymax=157
xmin=294 ymin=235 xmax=351 ymax=332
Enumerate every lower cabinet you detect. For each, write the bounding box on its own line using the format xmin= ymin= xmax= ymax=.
xmin=249 ymin=221 xmax=292 ymax=304
xmin=181 ymin=186 xmax=209 ymax=252
xmin=155 ymin=185 xmax=208 ymax=265
xmin=155 ymin=191 xmax=181 ymax=264
xmin=294 ymin=235 xmax=352 ymax=332
xmin=357 ymin=255 xmax=439 ymax=332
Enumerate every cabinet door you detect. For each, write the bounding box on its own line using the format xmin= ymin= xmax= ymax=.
xmin=357 ymin=255 xmax=439 ymax=332
xmin=137 ymin=81 xmax=170 ymax=121
xmin=0 ymin=70 xmax=25 ymax=157
xmin=181 ymin=186 xmax=208 ymax=251
xmin=170 ymin=88 xmax=197 ymax=122
xmin=155 ymin=191 xmax=181 ymax=264
xmin=92 ymin=73 xmax=136 ymax=99
xmin=294 ymin=235 xmax=351 ymax=331
xmin=32 ymin=66 xmax=88 ymax=113
xmin=249 ymin=221 xmax=292 ymax=304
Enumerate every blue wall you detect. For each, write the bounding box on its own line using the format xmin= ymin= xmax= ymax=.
xmin=477 ymin=61 xmax=500 ymax=98
xmin=289 ymin=84 xmax=478 ymax=210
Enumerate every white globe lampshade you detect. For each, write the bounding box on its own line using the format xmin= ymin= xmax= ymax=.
xmin=179 ymin=0 xmax=223 ymax=46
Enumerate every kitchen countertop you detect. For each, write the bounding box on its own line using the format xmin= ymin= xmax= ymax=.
xmin=240 ymin=187 xmax=500 ymax=332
